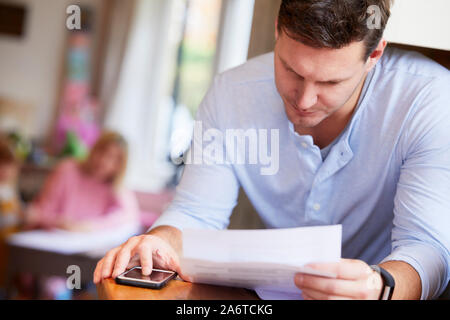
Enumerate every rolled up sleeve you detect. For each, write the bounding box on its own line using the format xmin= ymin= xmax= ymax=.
xmin=382 ymin=80 xmax=450 ymax=299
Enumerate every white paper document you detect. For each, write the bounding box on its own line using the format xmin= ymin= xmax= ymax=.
xmin=181 ymin=225 xmax=342 ymax=298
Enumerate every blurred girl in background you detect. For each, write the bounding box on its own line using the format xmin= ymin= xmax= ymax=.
xmin=20 ymin=131 xmax=140 ymax=299
xmin=26 ymin=131 xmax=140 ymax=232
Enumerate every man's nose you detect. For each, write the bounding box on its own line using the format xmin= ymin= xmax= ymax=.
xmin=295 ymin=82 xmax=318 ymax=110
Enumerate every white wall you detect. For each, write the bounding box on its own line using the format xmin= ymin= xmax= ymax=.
xmin=0 ymin=0 xmax=101 ymax=140
xmin=384 ymin=0 xmax=450 ymax=51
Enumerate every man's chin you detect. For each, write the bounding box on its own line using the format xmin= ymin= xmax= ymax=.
xmin=289 ymin=116 xmax=323 ymax=130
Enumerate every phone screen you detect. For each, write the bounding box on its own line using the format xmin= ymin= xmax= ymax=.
xmin=121 ymin=268 xmax=174 ymax=283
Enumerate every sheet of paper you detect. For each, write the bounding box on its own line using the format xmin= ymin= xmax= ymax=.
xmin=7 ymin=223 xmax=140 ymax=255
xmin=181 ymin=225 xmax=342 ymax=295
xmin=254 ymin=288 xmax=304 ymax=300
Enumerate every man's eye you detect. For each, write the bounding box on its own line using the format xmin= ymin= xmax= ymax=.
xmin=287 ymin=69 xmax=296 ymax=75
xmin=288 ymin=70 xmax=303 ymax=80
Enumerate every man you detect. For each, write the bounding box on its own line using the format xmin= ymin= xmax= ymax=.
xmin=94 ymin=0 xmax=449 ymax=300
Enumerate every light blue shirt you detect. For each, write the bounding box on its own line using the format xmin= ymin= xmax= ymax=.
xmin=151 ymin=47 xmax=450 ymax=299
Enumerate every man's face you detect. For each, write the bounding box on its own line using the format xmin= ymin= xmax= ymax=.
xmin=274 ymin=31 xmax=370 ymax=130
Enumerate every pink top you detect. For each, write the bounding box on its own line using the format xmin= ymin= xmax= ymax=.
xmin=30 ymin=159 xmax=140 ymax=230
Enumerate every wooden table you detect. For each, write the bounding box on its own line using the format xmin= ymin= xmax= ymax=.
xmin=97 ymin=278 xmax=260 ymax=300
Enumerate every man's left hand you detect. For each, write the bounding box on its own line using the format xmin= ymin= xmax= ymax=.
xmin=294 ymin=259 xmax=383 ymax=300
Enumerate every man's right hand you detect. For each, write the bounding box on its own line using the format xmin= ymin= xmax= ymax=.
xmin=93 ymin=233 xmax=184 ymax=284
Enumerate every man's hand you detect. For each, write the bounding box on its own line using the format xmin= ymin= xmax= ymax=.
xmin=93 ymin=233 xmax=186 ymax=284
xmin=294 ymin=259 xmax=383 ymax=300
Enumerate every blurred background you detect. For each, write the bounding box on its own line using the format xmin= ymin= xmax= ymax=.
xmin=0 ymin=0 xmax=448 ymax=300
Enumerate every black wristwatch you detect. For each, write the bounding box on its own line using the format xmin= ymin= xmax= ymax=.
xmin=370 ymin=265 xmax=395 ymax=300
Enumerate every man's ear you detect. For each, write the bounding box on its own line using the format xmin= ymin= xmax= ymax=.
xmin=366 ymin=38 xmax=387 ymax=71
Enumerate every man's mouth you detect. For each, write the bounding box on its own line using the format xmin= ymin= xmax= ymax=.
xmin=288 ymin=102 xmax=317 ymax=117
xmin=296 ymin=109 xmax=316 ymax=117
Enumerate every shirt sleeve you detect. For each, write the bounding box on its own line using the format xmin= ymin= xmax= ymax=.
xmin=381 ymin=79 xmax=450 ymax=300
xmin=150 ymin=75 xmax=240 ymax=232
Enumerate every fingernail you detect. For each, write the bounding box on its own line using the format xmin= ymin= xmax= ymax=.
xmin=142 ymin=267 xmax=150 ymax=275
xmin=296 ymin=274 xmax=303 ymax=284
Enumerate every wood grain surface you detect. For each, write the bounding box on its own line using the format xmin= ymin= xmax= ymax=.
xmin=97 ymin=278 xmax=260 ymax=300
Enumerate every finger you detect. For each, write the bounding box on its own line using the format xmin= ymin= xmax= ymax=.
xmin=100 ymin=248 xmax=120 ymax=279
xmin=294 ymin=273 xmax=368 ymax=299
xmin=93 ymin=259 xmax=104 ymax=284
xmin=153 ymin=247 xmax=176 ymax=269
xmin=137 ymin=241 xmax=153 ymax=275
xmin=150 ymin=239 xmax=179 ymax=271
xmin=112 ymin=239 xmax=141 ymax=278
xmin=159 ymin=245 xmax=188 ymax=281
xmin=301 ymin=288 xmax=353 ymax=300
xmin=126 ymin=256 xmax=141 ymax=270
xmin=151 ymin=241 xmax=188 ymax=281
xmin=170 ymin=255 xmax=187 ymax=280
xmin=305 ymin=259 xmax=372 ymax=280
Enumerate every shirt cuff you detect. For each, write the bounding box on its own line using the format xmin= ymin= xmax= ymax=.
xmin=380 ymin=241 xmax=449 ymax=300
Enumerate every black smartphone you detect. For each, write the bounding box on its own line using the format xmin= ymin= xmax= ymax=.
xmin=115 ymin=267 xmax=177 ymax=289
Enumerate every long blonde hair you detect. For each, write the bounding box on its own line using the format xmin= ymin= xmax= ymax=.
xmin=82 ymin=131 xmax=128 ymax=188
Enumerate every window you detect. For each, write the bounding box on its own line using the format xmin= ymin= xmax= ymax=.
xmin=170 ymin=0 xmax=223 ymax=115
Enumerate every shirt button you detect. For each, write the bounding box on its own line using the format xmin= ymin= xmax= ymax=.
xmin=301 ymin=142 xmax=308 ymax=148
xmin=313 ymin=203 xmax=321 ymax=211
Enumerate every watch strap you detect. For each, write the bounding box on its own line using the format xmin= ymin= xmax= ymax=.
xmin=370 ymin=265 xmax=395 ymax=300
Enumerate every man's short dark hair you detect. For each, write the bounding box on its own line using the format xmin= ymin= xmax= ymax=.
xmin=277 ymin=0 xmax=393 ymax=60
